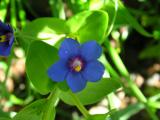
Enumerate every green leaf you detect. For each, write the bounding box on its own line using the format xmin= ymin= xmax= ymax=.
xmin=57 ymin=80 xmax=69 ymax=91
xmin=13 ymin=99 xmax=55 ymax=120
xmin=66 ymin=0 xmax=89 ymax=14
xmin=18 ymin=18 xmax=69 ymax=51
xmin=26 ymin=41 xmax=58 ymax=95
xmin=139 ymin=43 xmax=160 ymax=59
xmin=103 ymin=0 xmax=152 ymax=37
xmin=67 ymin=11 xmax=92 ymax=34
xmin=67 ymin=10 xmax=108 ymax=44
xmin=149 ymin=93 xmax=160 ymax=102
xmin=0 ymin=118 xmax=12 ymax=120
xmin=118 ymin=0 xmax=152 ymax=37
xmin=148 ymin=101 xmax=160 ymax=109
xmin=0 ymin=0 xmax=9 ymax=22
xmin=153 ymin=30 xmax=160 ymax=40
xmin=111 ymin=103 xmax=144 ymax=120
xmin=59 ymin=78 xmax=121 ymax=105
xmin=0 ymin=109 xmax=10 ymax=118
xmin=102 ymin=0 xmax=118 ymax=36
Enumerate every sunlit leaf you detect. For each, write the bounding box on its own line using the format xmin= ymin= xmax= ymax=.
xmin=13 ymin=99 xmax=55 ymax=120
xmin=26 ymin=41 xmax=58 ymax=94
xmin=18 ymin=18 xmax=69 ymax=51
xmin=67 ymin=10 xmax=108 ymax=44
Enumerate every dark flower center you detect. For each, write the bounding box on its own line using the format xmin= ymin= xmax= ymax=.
xmin=68 ymin=56 xmax=84 ymax=72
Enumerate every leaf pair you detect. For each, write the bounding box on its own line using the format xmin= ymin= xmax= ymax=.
xmin=24 ymin=10 xmax=121 ymax=106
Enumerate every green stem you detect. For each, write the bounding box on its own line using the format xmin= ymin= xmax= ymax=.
xmin=10 ymin=0 xmax=17 ymax=27
xmin=107 ymin=92 xmax=117 ymax=110
xmin=148 ymin=101 xmax=160 ymax=109
xmin=17 ymin=0 xmax=26 ymax=27
xmin=49 ymin=0 xmax=65 ymax=19
xmin=100 ymin=54 xmax=120 ymax=79
xmin=47 ymin=88 xmax=60 ymax=107
xmin=44 ymin=88 xmax=60 ymax=120
xmin=104 ymin=39 xmax=158 ymax=120
xmin=146 ymin=107 xmax=158 ymax=120
xmin=69 ymin=91 xmax=89 ymax=118
xmin=100 ymin=55 xmax=120 ymax=112
xmin=127 ymin=77 xmax=147 ymax=103
xmin=105 ymin=39 xmax=147 ymax=103
xmin=149 ymin=93 xmax=160 ymax=102
xmin=105 ymin=39 xmax=129 ymax=77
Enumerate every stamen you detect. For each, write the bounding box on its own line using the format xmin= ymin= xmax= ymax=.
xmin=0 ymin=35 xmax=7 ymax=42
xmin=69 ymin=57 xmax=84 ymax=72
xmin=74 ymin=65 xmax=82 ymax=72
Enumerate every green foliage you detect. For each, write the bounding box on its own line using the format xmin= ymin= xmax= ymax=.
xmin=66 ymin=0 xmax=89 ymax=13
xmin=67 ymin=10 xmax=108 ymax=44
xmin=26 ymin=41 xmax=58 ymax=94
xmin=13 ymin=99 xmax=55 ymax=120
xmin=18 ymin=10 xmax=108 ymax=52
xmin=103 ymin=0 xmax=152 ymax=37
xmin=139 ymin=43 xmax=160 ymax=59
xmin=0 ymin=110 xmax=10 ymax=118
xmin=0 ymin=0 xmax=9 ymax=22
xmin=60 ymin=78 xmax=121 ymax=105
xmin=19 ymin=18 xmax=69 ymax=51
xmin=111 ymin=103 xmax=145 ymax=120
xmin=0 ymin=118 xmax=12 ymax=120
xmin=1 ymin=0 xmax=160 ymax=120
xmin=24 ymin=10 xmax=110 ymax=95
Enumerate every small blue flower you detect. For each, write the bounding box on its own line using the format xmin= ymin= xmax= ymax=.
xmin=0 ymin=21 xmax=14 ymax=56
xmin=48 ymin=38 xmax=105 ymax=92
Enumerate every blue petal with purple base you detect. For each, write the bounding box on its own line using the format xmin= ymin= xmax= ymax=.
xmin=0 ymin=21 xmax=14 ymax=56
xmin=0 ymin=42 xmax=13 ymax=56
xmin=48 ymin=59 xmax=68 ymax=82
xmin=80 ymin=41 xmax=102 ymax=61
xmin=59 ymin=38 xmax=80 ymax=60
xmin=66 ymin=73 xmax=87 ymax=93
xmin=82 ymin=60 xmax=105 ymax=82
xmin=0 ymin=22 xmax=12 ymax=35
xmin=47 ymin=38 xmax=104 ymax=93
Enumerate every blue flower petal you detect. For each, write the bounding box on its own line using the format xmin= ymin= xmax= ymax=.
xmin=80 ymin=41 xmax=102 ymax=61
xmin=82 ymin=60 xmax=104 ymax=82
xmin=59 ymin=38 xmax=80 ymax=60
xmin=0 ymin=42 xmax=12 ymax=56
xmin=9 ymin=35 xmax=14 ymax=45
xmin=66 ymin=72 xmax=87 ymax=92
xmin=0 ymin=22 xmax=12 ymax=35
xmin=48 ymin=59 xmax=69 ymax=82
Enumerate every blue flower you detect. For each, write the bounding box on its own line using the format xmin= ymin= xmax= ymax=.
xmin=0 ymin=21 xmax=14 ymax=56
xmin=48 ymin=38 xmax=105 ymax=92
